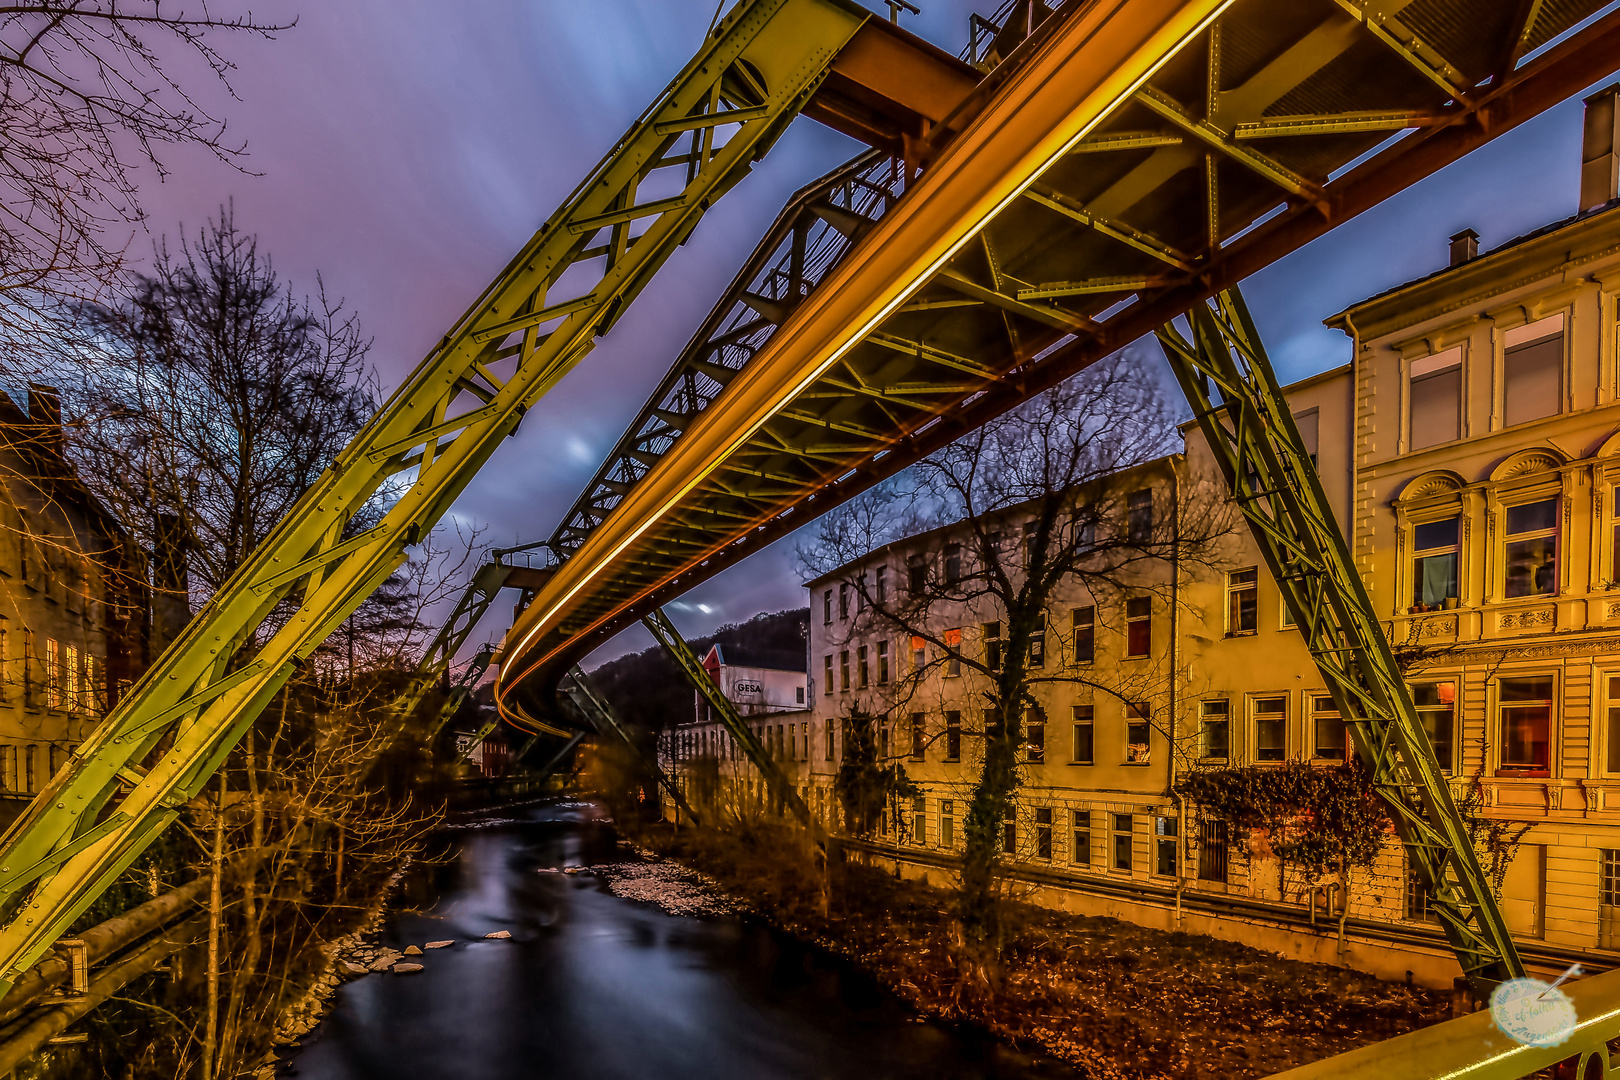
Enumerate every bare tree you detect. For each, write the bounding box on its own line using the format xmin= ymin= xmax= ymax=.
xmin=53 ymin=207 xmax=377 ymax=634
xmin=798 ymin=348 xmax=1234 ymax=987
xmin=0 ymin=3 xmax=290 ymax=376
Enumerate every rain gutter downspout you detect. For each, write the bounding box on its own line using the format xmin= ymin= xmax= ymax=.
xmin=1170 ymin=457 xmax=1185 ymax=926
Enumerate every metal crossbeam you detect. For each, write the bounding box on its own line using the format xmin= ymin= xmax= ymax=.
xmin=562 ymin=667 xmax=701 ymax=826
xmin=1154 ymin=287 xmax=1523 ymax=992
xmin=0 ymin=0 xmax=871 ymax=996
xmin=641 ymin=608 xmax=811 ymax=827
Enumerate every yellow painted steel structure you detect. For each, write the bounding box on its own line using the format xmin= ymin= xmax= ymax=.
xmin=497 ymin=0 xmax=1620 ymax=724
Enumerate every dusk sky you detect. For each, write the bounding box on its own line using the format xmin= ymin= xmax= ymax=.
xmin=119 ymin=0 xmax=1613 ymax=666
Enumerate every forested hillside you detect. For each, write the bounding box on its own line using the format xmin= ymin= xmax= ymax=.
xmin=588 ymin=608 xmax=809 ymax=731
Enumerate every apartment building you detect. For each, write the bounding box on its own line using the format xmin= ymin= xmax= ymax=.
xmin=662 ymin=89 xmax=1620 ymax=986
xmin=0 ymin=386 xmax=148 ymax=824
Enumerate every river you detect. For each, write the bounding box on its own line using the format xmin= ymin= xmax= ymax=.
xmin=281 ymin=799 xmax=1080 ymax=1080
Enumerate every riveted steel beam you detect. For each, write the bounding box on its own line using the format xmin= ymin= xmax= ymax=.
xmin=1137 ymin=85 xmax=1328 ymax=207
xmin=1156 ymin=287 xmax=1522 ymax=992
xmin=562 ymin=668 xmax=701 ymax=826
xmin=641 ymin=609 xmax=809 ymax=828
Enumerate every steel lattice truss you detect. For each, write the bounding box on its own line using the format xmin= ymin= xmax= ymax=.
xmin=0 ymin=0 xmax=875 ymax=993
xmin=499 ymin=0 xmax=1620 ymax=716
xmin=550 ymin=151 xmax=908 ymax=558
xmin=1158 ymin=288 xmax=1521 ymax=989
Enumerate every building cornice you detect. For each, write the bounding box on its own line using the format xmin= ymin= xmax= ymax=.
xmin=1324 ymin=202 xmax=1620 ymax=344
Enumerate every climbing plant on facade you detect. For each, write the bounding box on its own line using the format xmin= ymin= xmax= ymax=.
xmin=1176 ymin=759 xmax=1391 ymax=878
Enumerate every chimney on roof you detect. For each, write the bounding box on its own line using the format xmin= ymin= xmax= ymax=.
xmin=27 ymin=384 xmax=61 ymax=457
xmin=1448 ymin=229 xmax=1479 ymax=267
xmin=1582 ymin=84 xmax=1620 ymax=213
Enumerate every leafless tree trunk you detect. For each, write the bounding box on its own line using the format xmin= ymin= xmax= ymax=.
xmin=798 ymin=349 xmax=1235 ymax=991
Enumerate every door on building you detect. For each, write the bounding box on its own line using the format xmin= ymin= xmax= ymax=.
xmin=1500 ymin=843 xmax=1545 ymax=939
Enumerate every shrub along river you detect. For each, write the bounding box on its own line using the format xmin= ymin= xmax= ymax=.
xmin=280 ymin=800 xmax=1079 ymax=1079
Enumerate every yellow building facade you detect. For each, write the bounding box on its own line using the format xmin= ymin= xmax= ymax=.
xmin=663 ymin=191 xmax=1620 ymax=990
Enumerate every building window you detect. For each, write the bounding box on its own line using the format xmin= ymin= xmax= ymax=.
xmin=0 ymin=745 xmax=13 ymax=792
xmin=1611 ymin=486 xmax=1620 ymax=585
xmin=1071 ymin=705 xmax=1094 ymax=764
xmin=1294 ymin=408 xmax=1320 ymax=466
xmin=857 ymin=645 xmax=869 ymax=689
xmin=1199 ymin=700 xmax=1230 ymax=760
xmin=1034 ymin=808 xmax=1053 ymax=860
xmin=826 ymin=724 xmax=835 ymax=761
xmin=1405 ymin=862 xmax=1438 ymax=924
xmin=823 ymin=655 xmax=833 ymax=696
xmin=1112 ymin=813 xmax=1133 ymax=871
xmin=944 ymin=628 xmax=961 ymax=676
xmin=823 ymin=589 xmax=832 ymax=624
xmin=1411 ymin=516 xmax=1460 ymax=608
xmin=1413 ymin=681 xmax=1455 ymax=772
xmin=907 ymin=553 xmax=927 ymax=595
xmin=1503 ymin=497 xmax=1558 ymax=598
xmin=1125 ymin=702 xmax=1150 ymax=764
xmin=44 ymin=638 xmax=60 ymax=710
xmin=839 ymin=582 xmax=849 ymax=619
xmin=910 ymin=713 xmax=925 ymax=760
xmin=1601 ymin=849 xmax=1620 ymax=949
xmin=875 ymin=565 xmax=888 ymax=604
xmin=1071 ymin=810 xmax=1091 ymax=865
xmin=911 ymin=635 xmax=925 ymax=670
xmin=796 ymin=685 xmax=805 ymax=704
xmin=1003 ymin=804 xmax=1016 ymax=855
xmin=1127 ymin=489 xmax=1152 ymax=543
xmin=983 ymin=621 xmax=1002 ymax=671
xmin=1409 ymin=348 xmax=1461 ymax=449
xmin=1498 ymin=676 xmax=1553 ymax=774
xmin=1030 ymin=613 xmax=1046 ymax=667
xmin=945 ymin=711 xmax=961 ymax=761
xmin=1155 ymin=816 xmax=1177 ymax=876
xmin=1198 ymin=819 xmax=1228 ymax=882
xmin=1072 ymin=606 xmax=1095 ymax=663
xmin=1254 ymin=696 xmax=1287 ymax=761
xmin=912 ymin=795 xmax=926 ymax=845
xmin=1311 ymin=695 xmax=1345 ymax=760
xmin=944 ymin=543 xmax=963 ymax=585
xmin=1021 ymin=520 xmax=1037 ymax=567
xmin=876 ymin=640 xmax=889 ymax=684
xmin=1125 ymin=597 xmax=1151 ymax=658
xmin=856 ymin=573 xmax=867 ymax=611
xmin=1227 ymin=568 xmax=1257 ymax=634
xmin=839 ymin=651 xmax=849 ymax=692
xmin=941 ymin=800 xmax=955 ymax=848
xmin=1606 ymin=674 xmax=1620 ymax=776
xmin=1025 ymin=708 xmax=1045 ymax=763
xmin=1503 ymin=315 xmax=1563 ymax=428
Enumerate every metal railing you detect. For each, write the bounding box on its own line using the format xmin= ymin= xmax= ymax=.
xmin=1269 ymin=966 xmax=1620 ymax=1079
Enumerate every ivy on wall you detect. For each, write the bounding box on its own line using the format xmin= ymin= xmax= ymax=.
xmin=1175 ymin=760 xmax=1392 ymax=877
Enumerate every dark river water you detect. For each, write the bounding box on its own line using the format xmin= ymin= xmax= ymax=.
xmin=281 ymin=800 xmax=1080 ymax=1080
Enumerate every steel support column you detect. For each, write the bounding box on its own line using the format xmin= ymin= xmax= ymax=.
xmin=1154 ymin=287 xmax=1523 ymax=991
xmin=641 ymin=608 xmax=810 ymax=828
xmin=0 ymin=0 xmax=870 ymax=996
xmin=562 ymin=667 xmax=701 ymax=827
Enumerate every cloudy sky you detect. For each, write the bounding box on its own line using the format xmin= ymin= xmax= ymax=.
xmin=120 ymin=0 xmax=1613 ymax=664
